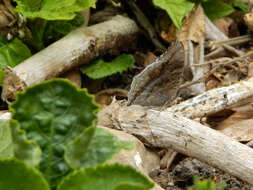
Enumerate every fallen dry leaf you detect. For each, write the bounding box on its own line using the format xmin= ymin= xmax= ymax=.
xmin=216 ymin=110 xmax=253 ymax=142
xmin=160 ymin=25 xmax=176 ymax=43
xmin=144 ymin=52 xmax=157 ymax=67
xmin=244 ymin=11 xmax=253 ymax=31
xmin=95 ymin=88 xmax=128 ymax=108
xmin=158 ymin=5 xmax=205 ymax=45
xmin=213 ymin=17 xmax=233 ymax=37
xmin=62 ymin=69 xmax=82 ymax=88
xmin=176 ymin=5 xmax=205 ymax=45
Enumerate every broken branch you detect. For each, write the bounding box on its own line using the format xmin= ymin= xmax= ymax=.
xmin=207 ymin=34 xmax=252 ymax=50
xmin=2 ymin=15 xmax=139 ymax=101
xmin=167 ymin=77 xmax=253 ymax=119
xmin=99 ymin=102 xmax=253 ymax=185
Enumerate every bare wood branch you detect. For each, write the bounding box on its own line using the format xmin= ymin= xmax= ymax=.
xmin=2 ymin=15 xmax=139 ymax=101
xmin=166 ymin=77 xmax=253 ymax=119
xmin=99 ymin=102 xmax=253 ymax=185
xmin=207 ymin=34 xmax=252 ymax=50
xmin=189 ymin=38 xmax=207 ymax=95
xmin=205 ymin=16 xmax=228 ymax=41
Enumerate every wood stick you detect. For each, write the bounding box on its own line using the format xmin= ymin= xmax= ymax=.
xmin=166 ymin=77 xmax=253 ymax=119
xmin=205 ymin=16 xmax=228 ymax=41
xmin=2 ymin=15 xmax=139 ymax=101
xmin=207 ymin=34 xmax=252 ymax=50
xmin=99 ymin=102 xmax=253 ymax=185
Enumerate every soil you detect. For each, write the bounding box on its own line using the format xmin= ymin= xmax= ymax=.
xmin=150 ymin=157 xmax=253 ymax=190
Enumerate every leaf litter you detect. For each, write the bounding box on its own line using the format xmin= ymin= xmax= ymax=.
xmin=1 ymin=0 xmax=253 ymax=189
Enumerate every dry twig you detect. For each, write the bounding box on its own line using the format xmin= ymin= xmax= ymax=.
xmin=2 ymin=15 xmax=139 ymax=101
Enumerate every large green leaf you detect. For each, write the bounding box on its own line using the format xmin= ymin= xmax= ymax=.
xmin=10 ymin=120 xmax=41 ymax=168
xmin=81 ymin=54 xmax=135 ymax=79
xmin=0 ymin=36 xmax=31 ymax=68
xmin=0 ymin=159 xmax=50 ymax=190
xmin=65 ymin=127 xmax=134 ymax=168
xmin=25 ymin=14 xmax=84 ymax=52
xmin=10 ymin=79 xmax=98 ymax=188
xmin=202 ymin=0 xmax=234 ymax=21
xmin=152 ymin=0 xmax=195 ymax=29
xmin=24 ymin=19 xmax=47 ymax=52
xmin=0 ymin=36 xmax=31 ymax=85
xmin=14 ymin=0 xmax=96 ymax=20
xmin=232 ymin=0 xmax=247 ymax=13
xmin=57 ymin=164 xmax=154 ymax=190
xmin=0 ymin=120 xmax=14 ymax=159
xmin=64 ymin=126 xmax=95 ymax=169
xmin=0 ymin=120 xmax=41 ymax=167
xmin=43 ymin=13 xmax=85 ymax=47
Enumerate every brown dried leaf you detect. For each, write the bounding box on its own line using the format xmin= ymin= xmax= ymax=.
xmin=216 ymin=110 xmax=253 ymax=142
xmin=95 ymin=89 xmax=128 ymax=108
xmin=134 ymin=52 xmax=157 ymax=68
xmin=160 ymin=25 xmax=176 ymax=43
xmin=213 ymin=17 xmax=233 ymax=37
xmin=176 ymin=5 xmax=205 ymax=44
xmin=62 ymin=69 xmax=82 ymax=88
xmin=0 ymin=5 xmax=10 ymax=28
xmin=144 ymin=52 xmax=157 ymax=67
xmin=159 ymin=5 xmax=205 ymax=44
xmin=206 ymin=77 xmax=220 ymax=90
xmin=244 ymin=12 xmax=253 ymax=31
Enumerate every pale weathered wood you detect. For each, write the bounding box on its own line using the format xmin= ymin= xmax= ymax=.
xmin=205 ymin=16 xmax=228 ymax=41
xmin=2 ymin=15 xmax=139 ymax=101
xmin=98 ymin=102 xmax=253 ymax=185
xmin=166 ymin=77 xmax=253 ymax=119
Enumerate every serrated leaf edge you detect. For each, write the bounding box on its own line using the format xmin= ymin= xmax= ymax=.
xmin=9 ymin=78 xmax=100 ymax=120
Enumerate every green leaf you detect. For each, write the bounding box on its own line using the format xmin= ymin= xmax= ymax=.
xmin=217 ymin=181 xmax=226 ymax=190
xmin=187 ymin=176 xmax=226 ymax=190
xmin=81 ymin=54 xmax=135 ymax=79
xmin=65 ymin=127 xmax=135 ymax=168
xmin=43 ymin=13 xmax=85 ymax=46
xmin=232 ymin=0 xmax=248 ymax=13
xmin=202 ymin=0 xmax=234 ymax=21
xmin=25 ymin=19 xmax=47 ymax=52
xmin=14 ymin=0 xmax=97 ymax=20
xmin=0 ymin=120 xmax=14 ymax=159
xmin=152 ymin=0 xmax=195 ymax=29
xmin=0 ymin=120 xmax=41 ymax=167
xmin=10 ymin=120 xmax=41 ymax=168
xmin=0 ymin=68 xmax=4 ymax=85
xmin=10 ymin=79 xmax=98 ymax=188
xmin=0 ymin=36 xmax=31 ymax=85
xmin=0 ymin=36 xmax=31 ymax=68
xmin=57 ymin=164 xmax=154 ymax=190
xmin=25 ymin=14 xmax=84 ymax=52
xmin=0 ymin=159 xmax=50 ymax=190
xmin=65 ymin=126 xmax=95 ymax=169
